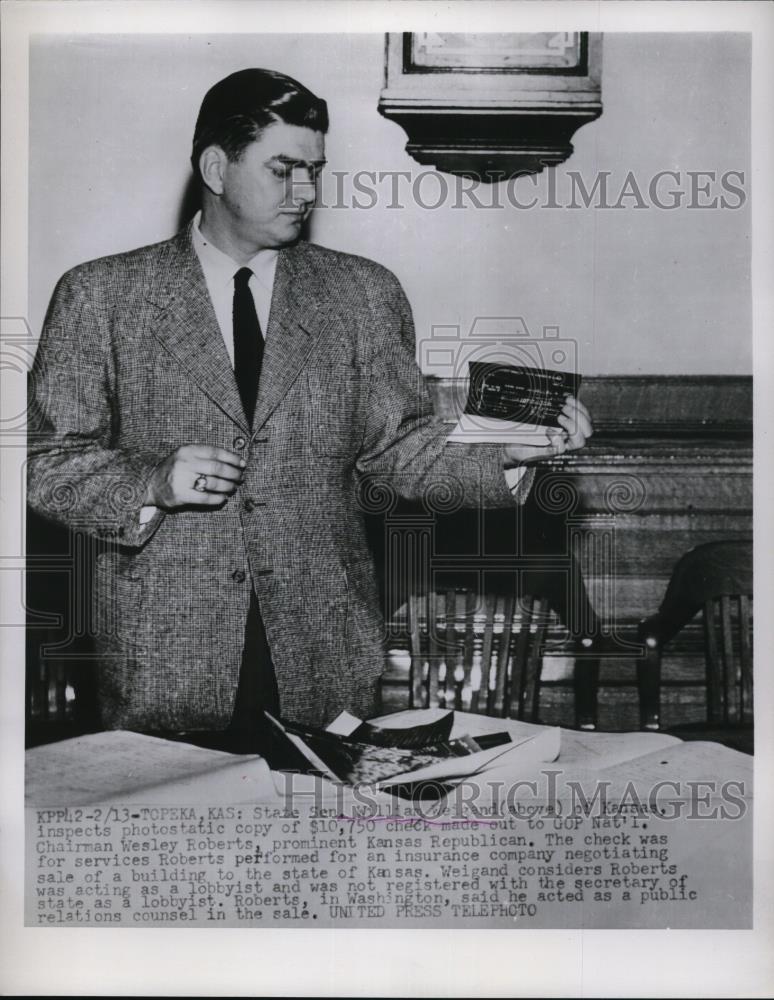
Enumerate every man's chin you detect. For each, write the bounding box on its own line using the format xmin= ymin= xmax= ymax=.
xmin=272 ymin=217 xmax=309 ymax=246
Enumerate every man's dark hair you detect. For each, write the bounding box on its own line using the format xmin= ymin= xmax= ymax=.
xmin=191 ymin=68 xmax=329 ymax=179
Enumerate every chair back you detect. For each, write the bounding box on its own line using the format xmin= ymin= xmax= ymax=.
xmin=704 ymin=591 xmax=753 ymax=724
xmin=407 ymin=587 xmax=551 ymax=720
xmin=638 ymin=540 xmax=752 ymax=728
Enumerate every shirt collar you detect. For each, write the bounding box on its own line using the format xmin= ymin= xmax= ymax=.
xmin=192 ymin=210 xmax=278 ymax=291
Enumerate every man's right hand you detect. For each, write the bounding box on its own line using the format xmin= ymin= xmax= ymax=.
xmin=144 ymin=444 xmax=246 ymax=510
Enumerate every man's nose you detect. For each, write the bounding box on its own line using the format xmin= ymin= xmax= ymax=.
xmin=289 ymin=169 xmax=317 ymax=205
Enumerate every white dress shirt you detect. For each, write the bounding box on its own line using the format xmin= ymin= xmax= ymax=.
xmin=191 ymin=210 xmax=277 ymax=358
xmin=140 ymin=212 xmax=524 ymax=522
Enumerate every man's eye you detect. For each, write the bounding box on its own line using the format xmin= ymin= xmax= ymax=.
xmin=269 ymin=165 xmax=292 ymax=180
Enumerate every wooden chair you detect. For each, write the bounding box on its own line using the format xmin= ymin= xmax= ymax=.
xmin=636 ymin=540 xmax=752 ymax=753
xmin=406 ymin=587 xmax=555 ymax=721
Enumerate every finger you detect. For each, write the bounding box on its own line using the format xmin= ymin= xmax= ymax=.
xmin=572 ymin=398 xmax=592 ymax=423
xmin=188 ymin=445 xmax=246 ymax=468
xmin=556 ymin=413 xmax=577 ymax=435
xmin=196 ymin=460 xmax=245 ymax=482
xmin=558 ymin=409 xmax=592 ymax=442
xmin=187 ymin=489 xmax=228 ymax=506
xmin=564 ymin=433 xmax=587 ymax=452
xmin=562 ymin=397 xmax=593 ymax=438
xmin=556 ymin=421 xmax=587 ymax=452
xmin=546 ymin=430 xmax=567 ymax=457
xmin=199 ymin=476 xmax=240 ymax=495
xmin=572 ymin=403 xmax=593 ymax=438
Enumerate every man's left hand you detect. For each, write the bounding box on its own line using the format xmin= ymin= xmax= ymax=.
xmin=502 ymin=396 xmax=593 ymax=467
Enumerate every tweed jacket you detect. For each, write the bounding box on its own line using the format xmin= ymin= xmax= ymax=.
xmin=27 ymin=223 xmax=534 ymax=730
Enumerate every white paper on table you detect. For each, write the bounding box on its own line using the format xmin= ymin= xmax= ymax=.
xmin=270 ymin=728 xmax=561 ymax=800
xmin=358 ymin=707 xmax=452 ymax=731
xmin=376 ymin=726 xmax=561 ymax=788
xmin=324 ymin=710 xmax=363 ymax=737
xmin=269 ymin=770 xmax=396 ymax=806
xmin=370 ymin=708 xmax=547 ymax=742
xmin=272 ymin=714 xmax=560 ymax=796
xmin=100 ymin=755 xmax=279 ymax=805
xmin=594 ymin=739 xmax=754 ymax=798
xmin=25 ymin=730 xmax=279 ymax=805
xmin=558 ymin=728 xmax=683 ymax=770
xmin=326 ymin=709 xmax=560 ymax=784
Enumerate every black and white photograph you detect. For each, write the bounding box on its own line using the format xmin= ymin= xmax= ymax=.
xmin=1 ymin=0 xmax=773 ymax=996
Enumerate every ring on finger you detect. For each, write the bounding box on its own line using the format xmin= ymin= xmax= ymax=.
xmin=194 ymin=474 xmax=208 ymax=493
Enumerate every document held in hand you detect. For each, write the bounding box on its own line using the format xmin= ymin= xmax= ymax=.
xmin=447 ymin=361 xmax=582 ymax=446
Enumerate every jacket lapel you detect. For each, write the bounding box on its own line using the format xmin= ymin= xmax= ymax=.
xmin=252 ymin=242 xmax=334 ymax=434
xmin=144 ymin=228 xmax=332 ymax=436
xmin=144 ymin=225 xmax=249 ymax=431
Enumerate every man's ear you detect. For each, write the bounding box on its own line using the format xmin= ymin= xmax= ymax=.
xmin=199 ymin=145 xmax=227 ymax=196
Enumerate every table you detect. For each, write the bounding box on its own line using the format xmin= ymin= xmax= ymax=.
xmin=25 ymin=711 xmax=752 ymax=928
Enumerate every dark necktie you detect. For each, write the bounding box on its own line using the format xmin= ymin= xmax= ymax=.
xmin=232 ymin=267 xmax=263 ymax=426
xmin=228 ymin=268 xmax=278 ymax=752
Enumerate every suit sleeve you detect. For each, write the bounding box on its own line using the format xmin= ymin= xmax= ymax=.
xmin=354 ymin=266 xmax=534 ymax=510
xmin=27 ymin=268 xmax=165 ymax=547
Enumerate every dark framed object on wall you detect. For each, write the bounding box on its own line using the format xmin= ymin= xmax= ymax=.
xmin=378 ymin=32 xmax=603 ymax=179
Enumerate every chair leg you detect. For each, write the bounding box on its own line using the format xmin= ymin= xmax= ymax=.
xmin=524 ymin=598 xmax=547 ymax=723
xmin=637 ymin=640 xmax=661 ymax=730
xmin=574 ymin=647 xmax=600 ymax=730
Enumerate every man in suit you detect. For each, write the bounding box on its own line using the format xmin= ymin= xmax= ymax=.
xmin=27 ymin=69 xmax=592 ymax=750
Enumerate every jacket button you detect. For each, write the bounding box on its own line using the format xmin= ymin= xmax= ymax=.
xmin=231 ymin=569 xmax=246 ymax=583
xmin=233 ymin=436 xmax=246 ymax=449
xmin=243 ymin=498 xmax=256 ymax=512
